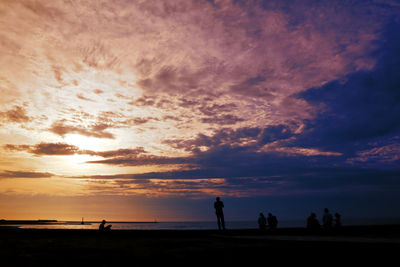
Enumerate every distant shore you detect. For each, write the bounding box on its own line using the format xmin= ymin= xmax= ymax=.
xmin=0 ymin=219 xmax=159 ymax=225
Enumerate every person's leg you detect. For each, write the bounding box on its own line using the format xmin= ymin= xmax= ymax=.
xmin=217 ymin=214 xmax=221 ymax=230
xmin=220 ymin=213 xmax=225 ymax=230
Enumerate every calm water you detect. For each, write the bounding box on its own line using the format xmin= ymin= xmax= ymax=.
xmin=13 ymin=221 xmax=294 ymax=230
xmin=9 ymin=218 xmax=400 ymax=230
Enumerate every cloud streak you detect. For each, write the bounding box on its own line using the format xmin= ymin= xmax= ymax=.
xmin=0 ymin=170 xmax=54 ymax=179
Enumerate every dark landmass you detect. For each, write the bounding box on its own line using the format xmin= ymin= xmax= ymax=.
xmin=1 ymin=225 xmax=399 ymax=266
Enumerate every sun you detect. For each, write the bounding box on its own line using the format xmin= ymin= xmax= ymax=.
xmin=64 ymin=134 xmax=104 ymax=151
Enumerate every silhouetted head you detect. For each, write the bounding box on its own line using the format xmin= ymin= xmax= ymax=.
xmin=335 ymin=213 xmax=341 ymax=218
xmin=268 ymin=213 xmax=272 ymax=217
xmin=324 ymin=208 xmax=329 ymax=213
xmin=259 ymin=213 xmax=264 ymax=217
xmin=102 ymin=220 xmax=106 ymax=224
xmin=216 ymin=197 xmax=220 ymax=201
xmin=311 ymin=212 xmax=316 ymax=218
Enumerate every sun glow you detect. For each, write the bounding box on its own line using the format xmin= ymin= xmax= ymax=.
xmin=64 ymin=134 xmax=105 ymax=151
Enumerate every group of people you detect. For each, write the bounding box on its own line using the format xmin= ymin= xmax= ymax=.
xmin=214 ymin=197 xmax=342 ymax=231
xmin=257 ymin=212 xmax=278 ymax=230
xmin=307 ymin=208 xmax=341 ymax=230
xmin=214 ymin=197 xmax=278 ymax=230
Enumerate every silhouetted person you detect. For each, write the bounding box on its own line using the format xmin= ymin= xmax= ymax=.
xmin=267 ymin=213 xmax=278 ymax=230
xmin=214 ymin=197 xmax=225 ymax=230
xmin=258 ymin=213 xmax=267 ymax=230
xmin=322 ymin=208 xmax=333 ymax=229
xmin=307 ymin=213 xmax=320 ymax=230
xmin=334 ymin=213 xmax=342 ymax=228
xmin=99 ymin=220 xmax=112 ymax=231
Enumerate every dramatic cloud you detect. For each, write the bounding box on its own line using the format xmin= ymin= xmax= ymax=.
xmin=0 ymin=0 xmax=399 ymax=220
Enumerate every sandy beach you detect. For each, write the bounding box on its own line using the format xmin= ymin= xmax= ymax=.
xmin=1 ymin=225 xmax=399 ymax=266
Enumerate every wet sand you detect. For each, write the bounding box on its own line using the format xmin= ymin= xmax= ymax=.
xmin=1 ymin=225 xmax=399 ymax=266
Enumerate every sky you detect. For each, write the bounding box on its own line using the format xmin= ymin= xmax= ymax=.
xmin=0 ymin=0 xmax=400 ymax=222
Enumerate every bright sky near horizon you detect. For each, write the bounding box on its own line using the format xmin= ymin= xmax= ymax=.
xmin=0 ymin=0 xmax=400 ymax=221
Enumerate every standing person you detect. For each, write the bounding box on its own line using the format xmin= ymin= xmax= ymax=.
xmin=267 ymin=213 xmax=278 ymax=230
xmin=214 ymin=197 xmax=226 ymax=230
xmin=322 ymin=208 xmax=333 ymax=229
xmin=258 ymin=213 xmax=267 ymax=230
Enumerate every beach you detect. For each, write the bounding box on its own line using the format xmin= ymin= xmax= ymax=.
xmin=1 ymin=225 xmax=399 ymax=266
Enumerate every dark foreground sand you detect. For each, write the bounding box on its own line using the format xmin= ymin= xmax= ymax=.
xmin=1 ymin=225 xmax=400 ymax=266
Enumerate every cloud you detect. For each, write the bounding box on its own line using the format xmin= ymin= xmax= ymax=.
xmin=198 ymin=103 xmax=237 ymax=116
xmin=86 ymin=155 xmax=194 ymax=167
xmin=259 ymin=125 xmax=294 ymax=145
xmin=76 ymin=93 xmax=95 ymax=102
xmin=49 ymin=120 xmax=115 ymax=139
xmin=3 ymin=142 xmax=146 ymax=158
xmin=30 ymin=142 xmax=79 ymax=155
xmin=0 ymin=170 xmax=54 ymax=178
xmin=67 ymin=166 xmax=400 ymax=198
xmin=93 ymin=148 xmax=147 ymax=158
xmin=0 ymin=106 xmax=30 ymax=123
xmin=201 ymin=114 xmax=244 ymax=125
xmin=348 ymin=142 xmax=400 ymax=164
xmin=3 ymin=142 xmax=80 ymax=156
xmin=294 ymin=19 xmax=400 ymax=154
xmin=93 ymin=89 xmax=104 ymax=94
xmin=128 ymin=96 xmax=156 ymax=107
xmin=3 ymin=144 xmax=31 ymax=152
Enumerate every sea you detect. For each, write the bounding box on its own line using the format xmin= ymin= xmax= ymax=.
xmin=6 ymin=218 xmax=400 ymax=230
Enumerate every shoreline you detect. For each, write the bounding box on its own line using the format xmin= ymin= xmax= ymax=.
xmin=2 ymin=223 xmax=400 ymax=236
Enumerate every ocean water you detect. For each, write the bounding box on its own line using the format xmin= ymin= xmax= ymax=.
xmin=13 ymin=220 xmax=296 ymax=230
xmin=7 ymin=218 xmax=400 ymax=230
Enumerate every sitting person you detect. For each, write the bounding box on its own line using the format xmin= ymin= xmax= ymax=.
xmin=267 ymin=213 xmax=278 ymax=230
xmin=307 ymin=213 xmax=320 ymax=230
xmin=258 ymin=213 xmax=267 ymax=230
xmin=334 ymin=213 xmax=342 ymax=228
xmin=99 ymin=220 xmax=112 ymax=231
